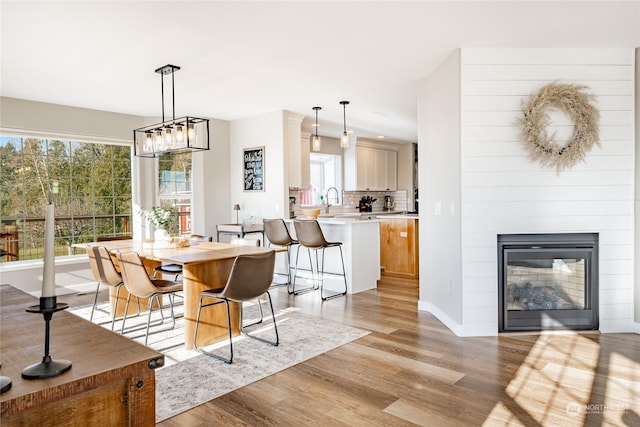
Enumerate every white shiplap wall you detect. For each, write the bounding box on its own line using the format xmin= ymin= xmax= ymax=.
xmin=460 ymin=48 xmax=635 ymax=335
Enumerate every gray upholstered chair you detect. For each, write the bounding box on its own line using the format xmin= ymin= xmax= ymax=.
xmin=292 ymin=219 xmax=347 ymax=301
xmin=116 ymin=251 xmax=183 ymax=345
xmin=87 ymin=245 xmax=129 ymax=330
xmin=263 ymin=218 xmax=299 ymax=289
xmin=193 ymin=250 xmax=278 ymax=364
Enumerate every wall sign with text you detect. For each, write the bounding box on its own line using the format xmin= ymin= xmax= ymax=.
xmin=243 ymin=146 xmax=265 ymax=191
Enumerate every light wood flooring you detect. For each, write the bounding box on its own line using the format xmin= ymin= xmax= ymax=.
xmin=64 ymin=275 xmax=640 ymax=426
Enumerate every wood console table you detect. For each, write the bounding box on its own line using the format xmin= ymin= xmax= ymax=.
xmin=0 ymin=285 xmax=163 ymax=426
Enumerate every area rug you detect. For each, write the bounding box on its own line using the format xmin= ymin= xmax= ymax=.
xmin=69 ymin=299 xmax=368 ymax=422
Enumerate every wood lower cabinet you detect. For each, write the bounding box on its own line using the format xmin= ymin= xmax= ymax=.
xmin=0 ymin=285 xmax=162 ymax=426
xmin=379 ymin=218 xmax=419 ymax=278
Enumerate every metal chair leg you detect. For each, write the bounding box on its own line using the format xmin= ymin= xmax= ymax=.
xmin=194 ymin=297 xmax=234 ymax=364
xmin=291 ymin=245 xmax=316 ymax=295
xmin=242 ymin=291 xmax=279 ymax=347
xmin=110 ymin=286 xmax=121 ymax=331
xmin=321 ymin=245 xmax=348 ymax=301
xmin=89 ymin=283 xmax=100 ymax=321
xmin=144 ymin=297 xmax=154 ymax=346
xmin=121 ymin=293 xmax=132 ymax=334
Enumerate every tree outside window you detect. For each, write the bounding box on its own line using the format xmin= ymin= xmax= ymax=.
xmin=0 ymin=136 xmax=132 ymax=262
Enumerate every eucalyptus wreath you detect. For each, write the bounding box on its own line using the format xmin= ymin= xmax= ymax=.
xmin=517 ymin=82 xmax=600 ymax=172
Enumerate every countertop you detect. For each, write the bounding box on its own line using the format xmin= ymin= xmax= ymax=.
xmin=376 ymin=214 xmax=419 ymax=220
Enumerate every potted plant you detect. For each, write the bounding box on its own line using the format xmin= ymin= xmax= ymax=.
xmin=139 ymin=206 xmax=178 ymax=242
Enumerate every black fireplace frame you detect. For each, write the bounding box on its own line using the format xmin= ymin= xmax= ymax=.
xmin=498 ymin=233 xmax=599 ymax=332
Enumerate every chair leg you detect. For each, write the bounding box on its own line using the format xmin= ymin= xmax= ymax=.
xmin=291 ymin=245 xmax=316 ymax=296
xmin=144 ymin=297 xmax=154 ymax=346
xmin=321 ymin=246 xmax=348 ymax=301
xmin=111 ymin=286 xmax=121 ymax=331
xmin=290 ymin=244 xmax=301 ymax=294
xmin=243 ymin=298 xmax=265 ymax=328
xmin=89 ymin=282 xmax=101 ymax=321
xmin=194 ymin=297 xmax=233 ymax=364
xmin=243 ymin=291 xmax=279 ymax=347
xmin=121 ymin=293 xmax=132 ymax=334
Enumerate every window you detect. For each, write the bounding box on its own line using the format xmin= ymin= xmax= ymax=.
xmin=0 ymin=136 xmax=132 ymax=262
xmin=158 ymin=151 xmax=192 ymax=234
xmin=308 ymin=153 xmax=342 ymax=206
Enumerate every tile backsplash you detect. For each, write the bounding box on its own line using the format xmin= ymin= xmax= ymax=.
xmin=288 ymin=189 xmax=408 ymax=217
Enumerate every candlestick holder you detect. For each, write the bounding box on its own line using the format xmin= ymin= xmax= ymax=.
xmin=22 ymin=296 xmax=72 ymax=380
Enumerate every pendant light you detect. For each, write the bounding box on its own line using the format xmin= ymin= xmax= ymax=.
xmin=312 ymin=106 xmax=322 ymax=152
xmin=133 ymin=64 xmax=210 ymax=157
xmin=340 ymin=100 xmax=350 ymax=148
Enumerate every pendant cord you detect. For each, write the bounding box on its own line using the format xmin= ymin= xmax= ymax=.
xmin=160 ymin=72 xmax=165 ymax=122
xmin=171 ymin=69 xmax=176 ymax=121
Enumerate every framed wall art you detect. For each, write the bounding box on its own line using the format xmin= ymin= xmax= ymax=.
xmin=242 ymin=146 xmax=265 ymax=191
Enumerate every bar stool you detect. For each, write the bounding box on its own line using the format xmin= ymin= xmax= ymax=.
xmin=292 ymin=219 xmax=347 ymax=301
xmin=263 ymin=218 xmax=299 ymax=290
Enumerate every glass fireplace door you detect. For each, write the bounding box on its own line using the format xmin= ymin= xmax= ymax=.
xmin=498 ymin=234 xmax=598 ymax=332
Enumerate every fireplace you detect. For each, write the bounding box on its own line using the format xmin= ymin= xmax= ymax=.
xmin=498 ymin=233 xmax=598 ymax=332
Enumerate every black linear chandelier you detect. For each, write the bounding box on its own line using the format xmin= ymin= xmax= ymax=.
xmin=133 ymin=64 xmax=210 ymax=157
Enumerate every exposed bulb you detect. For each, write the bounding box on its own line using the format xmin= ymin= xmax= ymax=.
xmin=164 ymin=127 xmax=173 ymax=146
xmin=145 ymin=132 xmax=153 ymax=152
xmin=312 ymin=134 xmax=322 ymax=152
xmin=340 ymin=132 xmax=349 ymax=148
xmin=175 ymin=125 xmax=184 ymax=142
xmin=155 ymin=129 xmax=163 ymax=148
xmin=187 ymin=123 xmax=196 ymax=140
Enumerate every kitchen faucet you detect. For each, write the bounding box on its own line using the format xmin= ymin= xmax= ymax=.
xmin=325 ymin=187 xmax=339 ymax=213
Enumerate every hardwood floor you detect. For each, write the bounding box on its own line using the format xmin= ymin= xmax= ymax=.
xmin=62 ymin=276 xmax=640 ymax=426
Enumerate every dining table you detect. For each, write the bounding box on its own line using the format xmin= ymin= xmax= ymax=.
xmin=74 ymin=239 xmax=274 ymax=350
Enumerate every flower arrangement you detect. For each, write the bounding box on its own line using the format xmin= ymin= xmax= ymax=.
xmin=139 ymin=206 xmax=178 ymax=233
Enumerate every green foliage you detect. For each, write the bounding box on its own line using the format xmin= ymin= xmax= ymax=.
xmin=139 ymin=206 xmax=178 ymax=234
xmin=0 ymin=136 xmax=132 ymax=261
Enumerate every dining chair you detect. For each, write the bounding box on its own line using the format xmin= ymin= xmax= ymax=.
xmin=154 ymin=234 xmax=213 ymax=280
xmin=87 ymin=245 xmax=133 ymax=330
xmin=292 ymin=219 xmax=347 ymax=300
xmin=263 ymin=218 xmax=299 ymax=289
xmin=193 ymin=250 xmax=278 ymax=364
xmin=116 ymin=251 xmax=184 ymax=345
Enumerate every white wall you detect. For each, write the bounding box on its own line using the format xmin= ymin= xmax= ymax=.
xmin=0 ymin=97 xmax=144 ymax=143
xmin=229 ymin=110 xmax=288 ymax=226
xmin=635 ymin=47 xmax=640 ymax=331
xmin=418 ymin=48 xmax=637 ymax=336
xmin=417 ymin=49 xmax=463 ymax=332
xmin=192 ymin=118 xmax=231 ymax=237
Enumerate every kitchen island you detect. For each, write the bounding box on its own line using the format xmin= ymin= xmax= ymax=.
xmin=284 ymin=218 xmax=380 ymax=294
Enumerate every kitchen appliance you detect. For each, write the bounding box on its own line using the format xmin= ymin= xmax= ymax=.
xmin=289 ymin=196 xmax=296 ymax=218
xmin=358 ymin=196 xmax=376 ymax=212
xmin=383 ymin=195 xmax=395 ymax=211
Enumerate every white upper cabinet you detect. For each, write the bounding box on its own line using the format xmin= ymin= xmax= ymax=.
xmin=345 ymin=141 xmax=398 ymax=191
xmin=286 ymin=113 xmax=309 ymax=189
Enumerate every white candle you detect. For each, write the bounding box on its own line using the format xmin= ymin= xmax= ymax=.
xmin=42 ymin=193 xmax=56 ymax=298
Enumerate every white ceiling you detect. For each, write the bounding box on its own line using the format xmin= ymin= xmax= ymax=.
xmin=1 ymin=1 xmax=639 ymax=144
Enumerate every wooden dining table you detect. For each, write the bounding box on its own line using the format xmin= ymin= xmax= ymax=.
xmin=75 ymin=240 xmax=274 ymax=350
